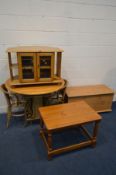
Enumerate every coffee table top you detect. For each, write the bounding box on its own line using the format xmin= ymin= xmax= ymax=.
xmin=39 ymin=101 xmax=102 ymax=131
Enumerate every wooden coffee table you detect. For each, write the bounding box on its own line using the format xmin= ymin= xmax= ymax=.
xmin=38 ymin=100 xmax=102 ymax=159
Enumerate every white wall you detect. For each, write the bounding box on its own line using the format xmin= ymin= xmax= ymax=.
xmin=0 ymin=0 xmax=116 ymax=112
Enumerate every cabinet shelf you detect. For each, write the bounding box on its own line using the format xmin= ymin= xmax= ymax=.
xmin=39 ymin=66 xmax=51 ymax=69
xmin=22 ymin=66 xmax=34 ymax=70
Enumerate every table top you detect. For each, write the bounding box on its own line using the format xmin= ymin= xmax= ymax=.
xmin=66 ymin=84 xmax=114 ymax=97
xmin=5 ymin=79 xmax=65 ymax=96
xmin=39 ymin=100 xmax=102 ymax=131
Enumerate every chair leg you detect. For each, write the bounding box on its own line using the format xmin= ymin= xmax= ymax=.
xmin=6 ymin=107 xmax=12 ymax=128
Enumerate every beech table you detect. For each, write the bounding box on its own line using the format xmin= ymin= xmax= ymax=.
xmin=5 ymin=78 xmax=65 ymax=122
xmin=39 ymin=100 xmax=102 ymax=159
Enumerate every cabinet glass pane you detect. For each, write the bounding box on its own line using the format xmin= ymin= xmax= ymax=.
xmin=21 ymin=56 xmax=33 ymax=67
xmin=22 ymin=69 xmax=34 ymax=79
xmin=40 ymin=69 xmax=51 ymax=78
xmin=40 ymin=56 xmax=51 ymax=66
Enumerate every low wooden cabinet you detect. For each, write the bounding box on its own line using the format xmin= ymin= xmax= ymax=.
xmin=7 ymin=46 xmax=63 ymax=86
xmin=66 ymin=84 xmax=114 ymax=113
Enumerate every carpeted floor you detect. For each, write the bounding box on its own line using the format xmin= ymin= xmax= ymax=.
xmin=0 ymin=102 xmax=116 ymax=175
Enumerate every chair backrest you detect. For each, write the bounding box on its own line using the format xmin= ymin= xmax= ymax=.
xmin=1 ymin=84 xmax=11 ymax=107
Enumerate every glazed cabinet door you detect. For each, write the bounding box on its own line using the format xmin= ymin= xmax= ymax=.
xmin=17 ymin=53 xmax=36 ymax=83
xmin=36 ymin=53 xmax=54 ymax=81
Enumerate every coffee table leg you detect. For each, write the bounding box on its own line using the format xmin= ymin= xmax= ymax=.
xmin=92 ymin=121 xmax=100 ymax=147
xmin=40 ymin=117 xmax=44 ymax=129
xmin=47 ymin=132 xmax=52 ymax=160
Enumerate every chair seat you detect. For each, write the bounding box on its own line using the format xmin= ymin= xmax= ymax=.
xmin=12 ymin=106 xmax=25 ymax=115
xmin=1 ymin=84 xmax=26 ymax=127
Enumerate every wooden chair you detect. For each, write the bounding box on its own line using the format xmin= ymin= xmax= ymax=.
xmin=43 ymin=79 xmax=68 ymax=106
xmin=0 ymin=84 xmax=25 ymax=127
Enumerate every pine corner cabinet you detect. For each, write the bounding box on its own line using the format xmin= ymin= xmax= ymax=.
xmin=7 ymin=46 xmax=64 ymax=86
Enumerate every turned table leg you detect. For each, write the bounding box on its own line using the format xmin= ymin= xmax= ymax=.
xmin=92 ymin=121 xmax=100 ymax=147
xmin=47 ymin=132 xmax=53 ymax=160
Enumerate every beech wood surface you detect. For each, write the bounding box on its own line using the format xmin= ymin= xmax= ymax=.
xmin=66 ymin=84 xmax=114 ymax=97
xmin=66 ymin=84 xmax=114 ymax=113
xmin=39 ymin=100 xmax=102 ymax=131
xmin=7 ymin=46 xmax=63 ymax=53
xmin=39 ymin=100 xmax=102 ymax=159
xmin=5 ymin=78 xmax=65 ymax=95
